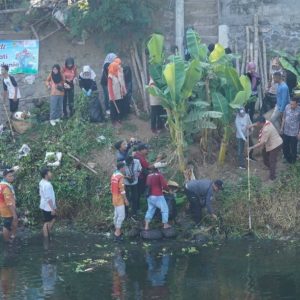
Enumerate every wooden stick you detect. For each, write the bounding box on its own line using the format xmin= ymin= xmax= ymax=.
xmin=30 ymin=24 xmax=39 ymax=40
xmin=249 ymin=42 xmax=254 ymax=62
xmin=253 ymin=15 xmax=259 ymax=66
xmin=67 ymin=153 xmax=98 ymax=174
xmin=246 ymin=26 xmax=250 ymax=63
xmin=258 ymin=46 xmax=265 ymax=110
xmin=234 ymin=39 xmax=240 ymax=75
xmin=1 ymin=98 xmax=15 ymax=143
xmin=262 ymin=39 xmax=268 ymax=87
xmin=112 ymin=100 xmax=120 ymax=114
xmin=241 ymin=49 xmax=246 ymax=75
xmin=40 ymin=20 xmax=61 ymax=41
xmin=131 ymin=97 xmax=141 ymax=116
xmin=0 ymin=8 xmax=28 ymax=14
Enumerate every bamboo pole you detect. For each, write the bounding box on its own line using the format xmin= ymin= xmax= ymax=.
xmin=241 ymin=49 xmax=246 ymax=75
xmin=246 ymin=26 xmax=250 ymax=63
xmin=235 ymin=39 xmax=240 ymax=75
xmin=249 ymin=42 xmax=254 ymax=62
xmin=67 ymin=153 xmax=98 ymax=174
xmin=253 ymin=15 xmax=259 ymax=66
xmin=258 ymin=46 xmax=265 ymax=110
xmin=262 ymin=39 xmax=268 ymax=87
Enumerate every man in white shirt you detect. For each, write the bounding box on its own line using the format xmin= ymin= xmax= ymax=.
xmin=1 ymin=65 xmax=21 ymax=116
xmin=39 ymin=168 xmax=57 ymax=238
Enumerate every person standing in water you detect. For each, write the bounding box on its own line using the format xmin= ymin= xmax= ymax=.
xmin=39 ymin=168 xmax=57 ymax=239
xmin=62 ymin=57 xmax=77 ymax=118
xmin=0 ymin=170 xmax=18 ymax=242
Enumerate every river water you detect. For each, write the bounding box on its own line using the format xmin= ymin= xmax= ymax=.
xmin=0 ymin=232 xmax=298 ymax=300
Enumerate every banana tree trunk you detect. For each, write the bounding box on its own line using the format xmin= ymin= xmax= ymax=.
xmin=174 ymin=114 xmax=186 ymax=172
xmin=218 ymin=125 xmax=230 ymax=165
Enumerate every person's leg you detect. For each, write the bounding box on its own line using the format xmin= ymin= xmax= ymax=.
xmin=248 ymin=136 xmax=255 ymax=160
xmin=186 ymin=189 xmax=201 ymax=224
xmin=157 ymin=105 xmax=165 ymax=130
xmin=270 ymin=108 xmax=282 ymax=133
xmin=50 ymin=96 xmax=60 ymax=120
xmin=290 ymin=136 xmax=298 ymax=164
xmin=150 ymin=105 xmax=156 ymax=132
xmin=131 ymin=184 xmax=139 ymax=215
xmin=269 ymin=146 xmax=281 ymax=180
xmin=9 ymin=99 xmax=19 ymax=115
xmin=114 ymin=205 xmax=125 ymax=237
xmin=2 ymin=218 xmax=13 ymax=242
xmin=282 ymin=134 xmax=290 ymax=162
xmin=145 ymin=196 xmax=157 ymax=230
xmin=262 ymin=148 xmax=270 ymax=168
xmin=156 ymin=196 xmax=170 ymax=228
xmin=237 ymin=138 xmax=245 ymax=168
xmin=102 ymin=85 xmax=110 ymax=112
xmin=58 ymin=95 xmax=64 ymax=120
xmin=69 ymin=87 xmax=75 ymax=116
xmin=125 ymin=185 xmax=131 ymax=218
xmin=110 ymin=101 xmax=118 ymax=123
xmin=63 ymin=91 xmax=68 ymax=117
xmin=245 ymin=100 xmax=256 ymax=122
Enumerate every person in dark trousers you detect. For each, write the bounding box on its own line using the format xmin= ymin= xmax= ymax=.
xmin=185 ymin=179 xmax=223 ymax=224
xmin=101 ymin=53 xmax=117 ymax=115
xmin=124 ymin=156 xmax=142 ymax=218
xmin=280 ymin=98 xmax=300 ymax=164
xmin=248 ymin=116 xmax=283 ymax=181
xmin=1 ymin=65 xmax=21 ymax=116
xmin=245 ymin=62 xmax=261 ymax=122
xmin=62 ymin=57 xmax=77 ymax=118
xmin=270 ymin=72 xmax=290 ymax=132
xmin=149 ymin=78 xmax=165 ymax=134
xmin=144 ymin=167 xmax=171 ymax=230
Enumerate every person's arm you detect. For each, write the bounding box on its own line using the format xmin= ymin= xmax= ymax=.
xmin=10 ymin=76 xmax=18 ymax=100
xmin=278 ymin=85 xmax=287 ymax=112
xmin=160 ymin=174 xmax=169 ymax=191
xmin=119 ymin=177 xmax=129 ymax=206
xmin=249 ymin=129 xmax=267 ymax=151
xmin=281 ymin=108 xmax=287 ymax=133
xmin=45 ymin=74 xmax=52 ymax=89
xmin=3 ymin=81 xmax=8 ymax=100
xmin=44 ymin=185 xmax=56 ymax=215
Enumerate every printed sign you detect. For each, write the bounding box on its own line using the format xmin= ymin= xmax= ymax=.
xmin=0 ymin=40 xmax=39 ymax=74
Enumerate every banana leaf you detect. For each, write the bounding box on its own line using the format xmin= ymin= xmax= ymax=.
xmin=181 ymin=59 xmax=203 ymax=100
xmin=212 ymin=92 xmax=230 ymax=124
xmin=186 ymin=29 xmax=208 ymax=61
xmin=209 ymin=43 xmax=225 ymax=63
xmin=163 ymin=55 xmax=185 ymax=104
xmin=229 ymin=91 xmax=248 ymax=109
xmin=147 ymin=33 xmax=164 ymax=64
xmin=239 ymin=75 xmax=252 ymax=100
xmin=148 ymin=64 xmax=165 ymax=88
xmin=279 ymin=57 xmax=300 ymax=80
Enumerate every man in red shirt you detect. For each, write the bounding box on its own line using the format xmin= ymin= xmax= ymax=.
xmin=144 ymin=168 xmax=171 ymax=230
xmin=134 ymin=144 xmax=163 ymax=209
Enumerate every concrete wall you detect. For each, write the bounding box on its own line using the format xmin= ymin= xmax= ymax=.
xmin=219 ymin=0 xmax=300 ymax=52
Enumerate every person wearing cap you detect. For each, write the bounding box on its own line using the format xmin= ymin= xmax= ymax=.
xmin=111 ymin=162 xmax=129 ymax=241
xmin=235 ymin=107 xmax=255 ymax=169
xmin=134 ymin=144 xmax=163 ymax=204
xmin=185 ymin=179 xmax=223 ymax=224
xmin=144 ymin=167 xmax=171 ymax=230
xmin=0 ymin=170 xmax=18 ymax=242
xmin=248 ymin=116 xmax=283 ymax=181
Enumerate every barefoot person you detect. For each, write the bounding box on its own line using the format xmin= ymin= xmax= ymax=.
xmin=144 ymin=167 xmax=171 ymax=231
xmin=39 ymin=168 xmax=57 ymax=238
xmin=0 ymin=170 xmax=18 ymax=242
xmin=111 ymin=162 xmax=129 ymax=241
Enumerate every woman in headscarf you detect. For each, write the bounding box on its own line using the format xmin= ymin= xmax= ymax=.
xmin=45 ymin=64 xmax=65 ymax=126
xmin=79 ymin=65 xmax=97 ymax=94
xmin=108 ymin=62 xmax=126 ymax=125
xmin=245 ymin=62 xmax=261 ymax=122
xmin=101 ymin=53 xmax=117 ymax=115
xmin=62 ymin=57 xmax=77 ymax=118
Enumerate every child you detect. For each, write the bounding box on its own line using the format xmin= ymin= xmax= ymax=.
xmin=111 ymin=162 xmax=129 ymax=241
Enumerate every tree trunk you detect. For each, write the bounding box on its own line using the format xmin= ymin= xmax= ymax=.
xmin=218 ymin=125 xmax=230 ymax=165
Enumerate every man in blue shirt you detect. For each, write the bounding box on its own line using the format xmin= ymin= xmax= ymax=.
xmin=185 ymin=179 xmax=223 ymax=224
xmin=271 ymin=72 xmax=290 ymax=132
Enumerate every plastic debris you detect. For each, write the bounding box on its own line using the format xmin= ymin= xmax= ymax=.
xmin=45 ymin=152 xmax=62 ymax=167
xmin=18 ymin=144 xmax=31 ymax=159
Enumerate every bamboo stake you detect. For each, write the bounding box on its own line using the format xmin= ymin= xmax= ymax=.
xmin=235 ymin=39 xmax=240 ymax=75
xmin=253 ymin=15 xmax=259 ymax=66
xmin=241 ymin=49 xmax=246 ymax=75
xmin=258 ymin=46 xmax=265 ymax=110
xmin=1 ymin=98 xmax=15 ymax=143
xmin=262 ymin=40 xmax=268 ymax=88
xmin=246 ymin=26 xmax=250 ymax=63
xmin=67 ymin=153 xmax=98 ymax=174
xmin=247 ymin=132 xmax=252 ymax=231
xmin=249 ymin=42 xmax=254 ymax=62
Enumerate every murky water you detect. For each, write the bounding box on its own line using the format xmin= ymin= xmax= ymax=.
xmin=0 ymin=233 xmax=299 ymax=299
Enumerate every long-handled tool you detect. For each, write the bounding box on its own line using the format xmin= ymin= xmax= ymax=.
xmin=1 ymin=97 xmax=15 ymax=143
xmin=112 ymin=100 xmax=120 ymax=114
xmin=247 ymin=131 xmax=252 ymax=231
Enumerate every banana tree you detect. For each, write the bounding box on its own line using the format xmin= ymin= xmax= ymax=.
xmin=147 ymin=32 xmax=222 ymax=172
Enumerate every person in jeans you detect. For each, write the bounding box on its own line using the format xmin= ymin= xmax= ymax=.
xmin=46 ymin=64 xmax=65 ymax=126
xmin=111 ymin=162 xmax=129 ymax=241
xmin=39 ymin=168 xmax=57 ymax=239
xmin=280 ymin=98 xmax=300 ymax=164
xmin=235 ymin=107 xmax=255 ymax=169
xmin=245 ymin=62 xmax=261 ymax=122
xmin=0 ymin=169 xmax=18 ymax=242
xmin=149 ymin=78 xmax=165 ymax=134
xmin=62 ymin=57 xmax=77 ymax=118
xmin=249 ymin=116 xmax=283 ymax=181
xmin=270 ymin=72 xmax=290 ymax=132
xmin=1 ymin=65 xmax=21 ymax=117
xmin=101 ymin=53 xmax=117 ymax=115
xmin=124 ymin=156 xmax=142 ymax=218
xmin=144 ymin=168 xmax=171 ymax=230
xmin=185 ymin=179 xmax=223 ymax=224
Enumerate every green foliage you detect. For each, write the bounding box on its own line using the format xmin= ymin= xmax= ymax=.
xmin=0 ymin=94 xmax=114 ymax=223
xmin=67 ymin=0 xmax=160 ymax=43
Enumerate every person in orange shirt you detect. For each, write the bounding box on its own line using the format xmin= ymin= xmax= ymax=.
xmin=111 ymin=162 xmax=129 ymax=241
xmin=0 ymin=170 xmax=18 ymax=242
xmin=45 ymin=64 xmax=65 ymax=126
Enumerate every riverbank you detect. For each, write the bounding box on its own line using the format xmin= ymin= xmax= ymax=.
xmin=1 ymin=104 xmax=299 ymax=240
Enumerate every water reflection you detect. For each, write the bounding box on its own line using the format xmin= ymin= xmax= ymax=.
xmin=41 ymin=262 xmax=57 ymax=297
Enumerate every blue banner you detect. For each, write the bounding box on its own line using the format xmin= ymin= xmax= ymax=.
xmin=0 ymin=40 xmax=39 ymax=74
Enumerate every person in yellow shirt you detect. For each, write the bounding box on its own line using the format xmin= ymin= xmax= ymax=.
xmin=0 ymin=170 xmax=18 ymax=242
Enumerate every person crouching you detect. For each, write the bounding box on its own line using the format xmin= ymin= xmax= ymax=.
xmin=111 ymin=162 xmax=129 ymax=241
xmin=144 ymin=167 xmax=171 ymax=231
